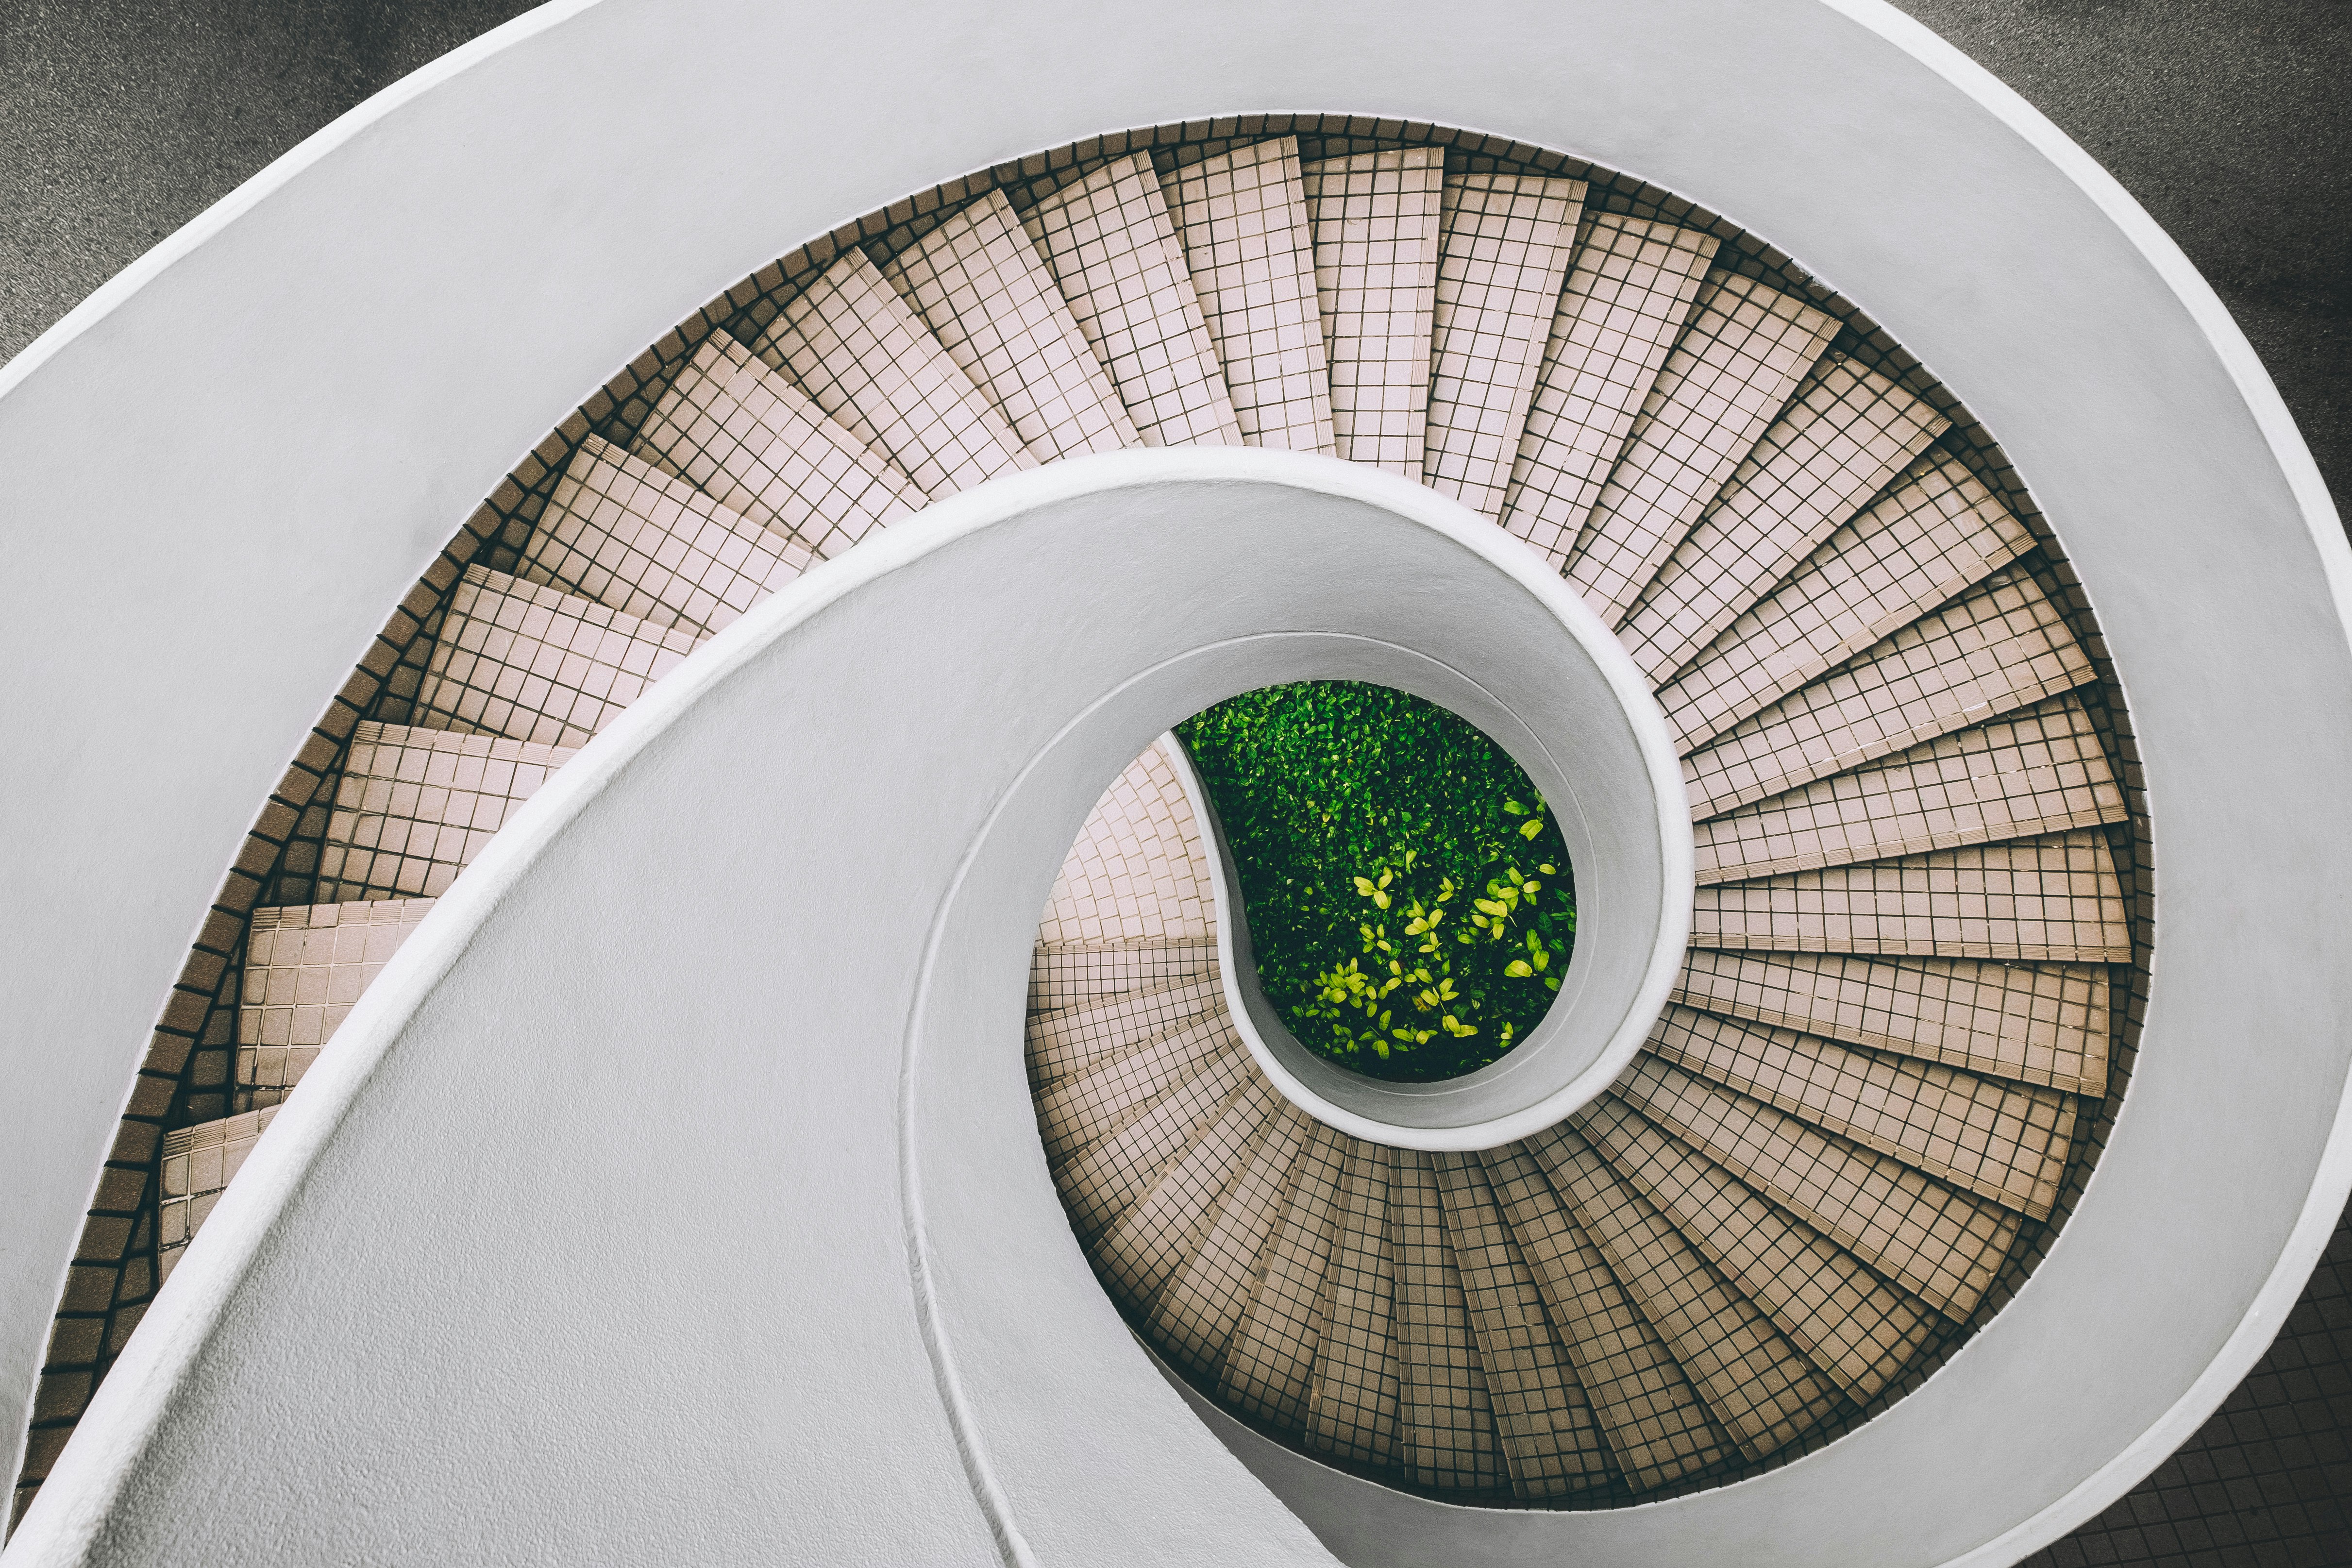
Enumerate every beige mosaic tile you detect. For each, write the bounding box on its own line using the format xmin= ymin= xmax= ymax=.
xmin=1692 ymin=694 xmax=2127 ymax=884
xmin=156 ymin=1106 xmax=281 ymax=1282
xmin=885 ymin=188 xmax=1141 ymax=461
xmin=1671 ymin=949 xmax=2111 ymax=1095
xmin=1574 ymin=1095 xmax=1933 ymax=1401
xmin=1391 ymin=1147 xmax=1504 ymax=1492
xmin=1618 ymin=358 xmax=1951 ymax=683
xmin=314 ymin=724 xmax=573 ymax=903
xmin=1033 ymin=1014 xmax=1232 ymax=1165
xmin=1499 ymin=215 xmax=1720 ymax=570
xmin=1054 ymin=1024 xmax=1251 ymax=1241
xmin=1658 ymin=453 xmax=2037 ymax=754
xmin=1562 ymin=271 xmax=1838 ymax=626
xmin=1692 ymin=828 xmax=2133 ymax=961
xmin=1162 ymin=137 xmax=1336 ymax=454
xmin=1421 ymin=172 xmax=1586 ymax=520
xmin=1480 ymin=1143 xmax=1731 ymax=1491
xmin=1094 ymin=1076 xmax=1284 ymax=1313
xmin=1684 ymin=568 xmax=2099 ymax=818
xmin=751 ymin=248 xmax=1029 ymax=500
xmin=1220 ymin=1121 xmax=1347 ymax=1433
xmin=1304 ymin=1140 xmax=1402 ymax=1467
xmin=634 ymin=336 xmax=920 ymax=560
xmin=1037 ymin=744 xmax=1214 ymax=944
xmin=1025 ymin=975 xmax=1224 ymax=1087
xmin=236 ymin=899 xmax=432 ymax=1112
xmin=414 ymin=567 xmax=702 ymax=749
xmin=1434 ymin=1150 xmax=1613 ymax=1499
xmin=1302 ymin=148 xmax=1443 ymax=474
xmin=1531 ymin=1124 xmax=1842 ymax=1462
xmin=1026 ymin=938 xmax=1217 ymax=1013
xmin=1605 ymin=1062 xmax=2018 ymax=1318
xmin=1151 ymin=1103 xmax=1312 ymax=1378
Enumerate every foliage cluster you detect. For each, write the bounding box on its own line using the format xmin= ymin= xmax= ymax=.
xmin=1176 ymin=681 xmax=1577 ymax=1083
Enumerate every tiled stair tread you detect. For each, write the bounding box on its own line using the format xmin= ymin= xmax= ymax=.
xmin=237 ymin=897 xmax=433 ymax=1111
xmin=751 ymin=248 xmax=1028 ymax=500
xmin=157 ymin=1105 xmax=282 ymax=1275
xmin=1434 ymin=1150 xmax=1614 ymax=1498
xmin=1563 ymin=271 xmax=1841 ymax=626
xmin=1302 ymin=147 xmax=1443 ymax=474
xmin=1658 ymin=451 xmax=2038 ymax=754
xmin=1219 ymin=1122 xmax=1349 ymax=1431
xmin=1574 ymin=1096 xmax=1935 ymax=1401
xmin=1056 ymin=1045 xmax=1253 ymax=1239
xmin=885 ymin=188 xmax=1140 ymax=461
xmin=1390 ymin=1148 xmax=1505 ymax=1492
xmin=415 ymin=566 xmax=702 ymax=750
xmin=1305 ymin=1141 xmax=1403 ymax=1467
xmin=1618 ymin=358 xmax=1952 ymax=683
xmin=1691 ymin=827 xmax=2133 ymax=961
xmin=1027 ymin=151 xmax=1243 ymax=449
xmin=1606 ymin=1063 xmax=2018 ymax=1318
xmin=1038 ymin=744 xmax=1215 ymax=945
xmin=1420 ymin=171 xmax=1587 ymax=521
xmin=1096 ymin=1077 xmax=1284 ymax=1310
xmin=520 ymin=435 xmax=807 ymax=639
xmin=1671 ymin=949 xmax=2111 ymax=1095
xmin=1645 ymin=1005 xmax=2076 ymax=1218
xmin=316 ymin=724 xmax=575 ymax=903
xmin=1500 ymin=213 xmax=1721 ymax=569
xmin=1162 ymin=137 xmax=1336 ymax=454
xmin=1025 ymin=939 xmax=1218 ymax=1012
xmin=1034 ymin=1013 xmax=1237 ymax=1164
xmin=1481 ymin=1143 xmax=1733 ymax=1490
xmin=1024 ymin=976 xmax=1226 ymax=1084
xmin=1150 ymin=1104 xmax=1314 ymax=1376
xmin=1690 ymin=693 xmax=2128 ymax=885
xmin=633 ymin=336 xmax=920 ymax=561
xmin=1532 ymin=1125 xmax=1843 ymax=1462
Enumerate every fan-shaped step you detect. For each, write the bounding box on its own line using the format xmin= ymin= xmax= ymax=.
xmin=1501 ymin=213 xmax=1722 ymax=570
xmin=313 ymin=724 xmax=574 ymax=903
xmin=1033 ymin=1012 xmax=1240 ymax=1165
xmin=1563 ymin=273 xmax=1840 ymax=624
xmin=633 ymin=335 xmax=920 ymax=557
xmin=1025 ymin=973 xmax=1226 ymax=1086
xmin=1095 ymin=1075 xmax=1286 ymax=1310
xmin=1220 ymin=1121 xmax=1349 ymax=1433
xmin=414 ymin=566 xmax=701 ymax=748
xmin=749 ymin=248 xmax=1030 ymax=499
xmin=236 ymin=899 xmax=431 ymax=1112
xmin=1036 ymin=743 xmax=1214 ymax=946
xmin=884 ymin=188 xmax=1139 ymax=461
xmin=1151 ymin=1102 xmax=1316 ymax=1376
xmin=1026 ymin=938 xmax=1217 ymax=1013
xmin=1303 ymin=1140 xmax=1403 ymax=1467
xmin=1053 ymin=1028 xmax=1255 ymax=1239
xmin=1025 ymin=151 xmax=1243 ymax=448
xmin=1421 ymin=172 xmax=1586 ymax=520
xmin=1303 ymin=147 xmax=1443 ymax=474
xmin=1672 ymin=949 xmax=2111 ymax=1096
xmin=156 ymin=1107 xmax=279 ymax=1283
xmin=1161 ymin=137 xmax=1335 ymax=454
xmin=1391 ymin=1146 xmax=1507 ymax=1492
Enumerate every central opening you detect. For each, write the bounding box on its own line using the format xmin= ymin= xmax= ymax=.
xmin=1176 ymin=680 xmax=1577 ymax=1084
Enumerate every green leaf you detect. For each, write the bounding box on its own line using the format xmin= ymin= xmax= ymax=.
xmin=1520 ymin=818 xmax=1544 ymax=840
xmin=1505 ymin=959 xmax=1533 ymax=977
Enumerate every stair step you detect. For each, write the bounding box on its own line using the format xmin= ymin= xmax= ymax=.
xmin=1683 ymin=565 xmax=2098 ymax=818
xmin=1433 ymin=1150 xmax=1614 ymax=1499
xmin=1691 ymin=827 xmax=2133 ymax=961
xmin=1024 ymin=975 xmax=1224 ymax=1085
xmin=1390 ymin=1147 xmax=1505 ymax=1492
xmin=1531 ymin=1124 xmax=1843 ymax=1462
xmin=1691 ymin=693 xmax=2127 ymax=884
xmin=1480 ymin=1143 xmax=1733 ymax=1490
xmin=1604 ymin=1063 xmax=2017 ymax=1318
xmin=519 ymin=435 xmax=809 ymax=638
xmin=1645 ymin=1005 xmax=2076 ymax=1218
xmin=1421 ymin=173 xmax=1587 ymax=520
xmin=1573 ymin=1097 xmax=1934 ymax=1402
xmin=1303 ymin=1140 xmax=1403 ymax=1467
xmin=1095 ymin=1076 xmax=1284 ymax=1310
xmin=1563 ymin=272 xmax=1839 ymax=625
xmin=1617 ymin=358 xmax=1951 ymax=682
xmin=1499 ymin=214 xmax=1720 ymax=569
xmin=156 ymin=1106 xmax=281 ymax=1281
xmin=751 ymin=249 xmax=1029 ymax=500
xmin=1161 ymin=138 xmax=1336 ymax=454
xmin=416 ymin=566 xmax=701 ymax=749
xmin=1672 ymin=950 xmax=2111 ymax=1096
xmin=884 ymin=188 xmax=1139 ymax=461
xmin=316 ymin=724 xmax=574 ymax=902
xmin=1220 ymin=1121 xmax=1349 ymax=1432
xmin=1150 ymin=1103 xmax=1314 ymax=1377
xmin=1056 ymin=1038 xmax=1253 ymax=1240
xmin=634 ymin=336 xmax=920 ymax=559
xmin=1658 ymin=452 xmax=2037 ymax=754
xmin=1302 ymin=148 xmax=1444 ymax=475
xmin=1027 ymin=152 xmax=1243 ymax=448
xmin=1034 ymin=1013 xmax=1233 ymax=1164
xmin=1025 ymin=938 xmax=1217 ymax=1012
xmin=1038 ymin=743 xmax=1213 ymax=945
xmin=236 ymin=899 xmax=433 ymax=1112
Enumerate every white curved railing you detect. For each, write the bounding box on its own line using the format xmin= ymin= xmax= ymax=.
xmin=3 ymin=0 xmax=2349 ymax=1562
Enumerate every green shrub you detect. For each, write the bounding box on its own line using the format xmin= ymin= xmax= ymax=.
xmin=1176 ymin=681 xmax=1576 ymax=1083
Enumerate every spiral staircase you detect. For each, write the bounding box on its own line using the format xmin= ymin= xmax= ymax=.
xmin=2 ymin=5 xmax=2346 ymax=1566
